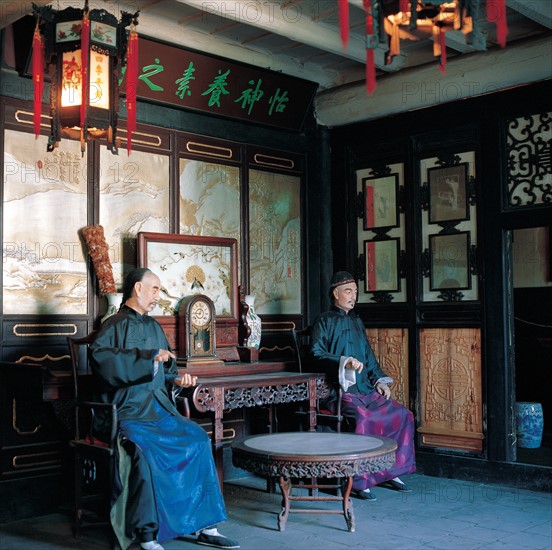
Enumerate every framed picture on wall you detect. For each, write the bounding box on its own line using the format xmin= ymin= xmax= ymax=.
xmin=137 ymin=232 xmax=238 ymax=320
xmin=430 ymin=232 xmax=471 ymax=290
xmin=364 ymin=238 xmax=400 ymax=292
xmin=428 ymin=163 xmax=469 ymax=224
xmin=363 ymin=174 xmax=399 ymax=230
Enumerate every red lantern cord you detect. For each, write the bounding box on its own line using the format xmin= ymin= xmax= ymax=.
xmin=338 ymin=0 xmax=350 ymax=50
xmin=363 ymin=0 xmax=376 ymax=95
xmin=487 ymin=0 xmax=508 ymax=48
xmin=438 ymin=28 xmax=447 ymax=75
xmin=126 ymin=27 xmax=139 ymax=155
xmin=80 ymin=13 xmax=90 ymax=131
xmin=32 ymin=24 xmax=44 ymax=138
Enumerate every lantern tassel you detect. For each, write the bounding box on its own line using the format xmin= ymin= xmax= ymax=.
xmin=363 ymin=0 xmax=376 ymax=95
xmin=126 ymin=26 xmax=139 ymax=155
xmin=439 ymin=27 xmax=447 ymax=75
xmin=32 ymin=24 xmax=44 ymax=138
xmin=338 ymin=0 xmax=350 ymax=51
xmin=366 ymin=48 xmax=376 ymax=95
xmin=487 ymin=0 xmax=508 ymax=48
xmin=80 ymin=12 xmax=90 ymax=134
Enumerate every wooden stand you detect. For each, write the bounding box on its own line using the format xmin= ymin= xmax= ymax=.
xmin=237 ymin=346 xmax=259 ymax=363
xmin=178 ymin=357 xmax=224 ymax=368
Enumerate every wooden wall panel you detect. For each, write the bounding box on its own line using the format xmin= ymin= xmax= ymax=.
xmin=418 ymin=328 xmax=483 ymax=452
xmin=366 ymin=328 xmax=409 ymax=408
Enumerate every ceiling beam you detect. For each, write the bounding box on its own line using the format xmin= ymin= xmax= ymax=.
xmin=175 ymin=0 xmax=405 ymax=71
xmin=314 ymin=35 xmax=552 ymax=127
xmin=506 ymin=0 xmax=552 ymax=30
xmin=135 ymin=9 xmax=345 ymax=89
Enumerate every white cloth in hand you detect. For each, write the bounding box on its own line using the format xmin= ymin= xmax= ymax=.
xmin=338 ymin=356 xmax=357 ymax=392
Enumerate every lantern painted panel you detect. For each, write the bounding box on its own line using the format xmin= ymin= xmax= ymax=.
xmin=60 ymin=50 xmax=83 ymax=108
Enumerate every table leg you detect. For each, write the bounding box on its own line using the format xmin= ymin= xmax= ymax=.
xmin=341 ymin=476 xmax=355 ymax=532
xmin=277 ymin=476 xmax=292 ymax=531
xmin=213 ymin=387 xmax=225 ymax=490
xmin=308 ymin=378 xmax=317 ymax=432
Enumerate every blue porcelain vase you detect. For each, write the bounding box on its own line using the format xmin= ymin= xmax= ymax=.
xmin=515 ymin=402 xmax=544 ymax=449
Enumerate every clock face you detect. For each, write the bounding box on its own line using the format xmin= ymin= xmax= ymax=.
xmin=178 ymin=294 xmax=220 ymax=362
xmin=191 ymin=299 xmax=212 ymax=328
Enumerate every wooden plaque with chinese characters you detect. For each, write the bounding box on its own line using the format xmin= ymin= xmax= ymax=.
xmin=418 ymin=328 xmax=483 ymax=452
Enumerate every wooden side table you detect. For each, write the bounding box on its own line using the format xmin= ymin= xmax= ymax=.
xmin=232 ymin=431 xmax=397 ymax=532
xmin=191 ymin=371 xmax=329 ymax=485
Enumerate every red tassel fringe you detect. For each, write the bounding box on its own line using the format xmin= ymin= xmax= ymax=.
xmin=80 ymin=14 xmax=90 ymax=131
xmin=363 ymin=0 xmax=376 ymax=95
xmin=487 ymin=0 xmax=508 ymax=48
xmin=126 ymin=30 xmax=139 ymax=155
xmin=32 ymin=27 xmax=44 ymax=138
xmin=439 ymin=29 xmax=447 ymax=75
xmin=338 ymin=0 xmax=349 ymax=50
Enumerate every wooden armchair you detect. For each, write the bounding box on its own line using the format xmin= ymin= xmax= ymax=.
xmin=295 ymin=326 xmax=345 ymax=433
xmin=67 ymin=332 xmax=117 ymax=540
xmin=67 ymin=332 xmax=191 ymax=540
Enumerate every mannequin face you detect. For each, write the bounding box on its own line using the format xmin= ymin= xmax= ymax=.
xmin=333 ymin=282 xmax=358 ymax=313
xmin=133 ymin=272 xmax=161 ymax=314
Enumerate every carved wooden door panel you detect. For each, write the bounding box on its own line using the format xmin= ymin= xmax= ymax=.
xmin=418 ymin=328 xmax=483 ymax=452
xmin=366 ymin=327 xmax=409 ymax=409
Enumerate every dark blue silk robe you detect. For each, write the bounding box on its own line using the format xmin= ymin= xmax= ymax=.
xmin=90 ymin=305 xmax=226 ymax=548
xmin=310 ymin=306 xmax=387 ymax=394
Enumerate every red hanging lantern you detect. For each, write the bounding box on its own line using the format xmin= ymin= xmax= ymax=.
xmin=32 ymin=3 xmax=139 ymax=155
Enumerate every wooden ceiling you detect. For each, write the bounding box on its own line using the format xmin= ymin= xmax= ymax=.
xmin=2 ymin=1 xmax=551 ymax=126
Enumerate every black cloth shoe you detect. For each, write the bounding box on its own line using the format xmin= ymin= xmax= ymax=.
xmin=197 ymin=532 xmax=240 ymax=549
xmin=354 ymin=489 xmax=377 ymax=501
xmin=380 ymin=479 xmax=412 ymax=493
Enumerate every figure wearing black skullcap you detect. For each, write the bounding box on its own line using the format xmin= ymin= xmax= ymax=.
xmin=310 ymin=271 xmax=416 ymax=501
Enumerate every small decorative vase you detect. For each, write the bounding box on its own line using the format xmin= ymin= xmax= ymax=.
xmin=101 ymin=292 xmax=123 ymax=323
xmin=515 ymin=402 xmax=544 ymax=449
xmin=245 ymin=295 xmax=262 ymax=349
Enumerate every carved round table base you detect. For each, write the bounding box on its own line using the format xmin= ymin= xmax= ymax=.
xmin=232 ymin=432 xmax=397 ymax=532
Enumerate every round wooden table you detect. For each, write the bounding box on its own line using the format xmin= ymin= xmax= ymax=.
xmin=232 ymin=431 xmax=397 ymax=532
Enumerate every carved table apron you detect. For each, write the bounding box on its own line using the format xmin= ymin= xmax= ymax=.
xmin=232 ymin=431 xmax=397 ymax=532
xmin=192 ymin=372 xmax=328 ymax=486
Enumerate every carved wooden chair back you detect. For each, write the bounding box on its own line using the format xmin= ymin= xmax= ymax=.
xmin=67 ymin=331 xmax=117 ymax=540
xmin=294 ymin=326 xmax=345 ymax=433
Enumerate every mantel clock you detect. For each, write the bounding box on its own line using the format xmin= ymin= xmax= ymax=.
xmin=178 ymin=294 xmax=223 ymax=367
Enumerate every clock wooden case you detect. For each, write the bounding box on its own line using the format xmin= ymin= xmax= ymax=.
xmin=178 ymin=294 xmax=224 ymax=367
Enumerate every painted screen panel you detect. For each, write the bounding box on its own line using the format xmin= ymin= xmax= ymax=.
xmin=99 ymin=146 xmax=170 ymax=289
xmin=3 ymin=130 xmax=87 ymax=314
xmin=248 ymin=169 xmax=301 ymax=314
